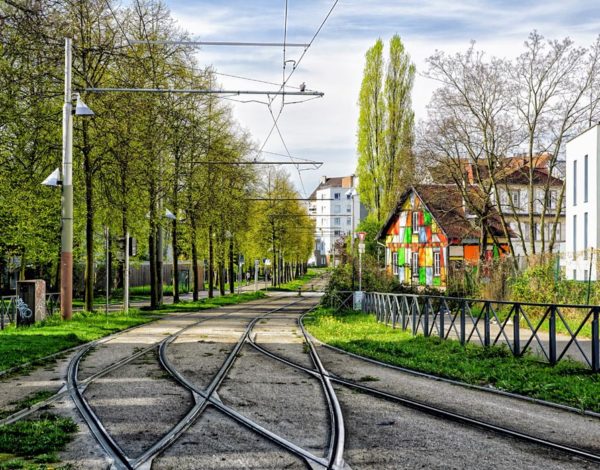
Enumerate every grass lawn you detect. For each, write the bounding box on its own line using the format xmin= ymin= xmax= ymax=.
xmin=266 ymin=268 xmax=323 ymax=292
xmin=0 ymin=413 xmax=77 ymax=469
xmin=305 ymin=307 xmax=600 ymax=413
xmin=0 ymin=291 xmax=266 ymax=372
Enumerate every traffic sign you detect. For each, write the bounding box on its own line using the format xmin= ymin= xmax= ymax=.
xmin=358 ymin=242 xmax=365 ymax=254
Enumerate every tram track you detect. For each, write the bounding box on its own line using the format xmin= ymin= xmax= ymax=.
xmin=244 ymin=308 xmax=600 ymax=466
xmin=66 ymin=296 xmax=332 ymax=470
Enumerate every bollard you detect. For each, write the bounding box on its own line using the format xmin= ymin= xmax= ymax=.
xmin=298 ymin=287 xmax=302 ymax=297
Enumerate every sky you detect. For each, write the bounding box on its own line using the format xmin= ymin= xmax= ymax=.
xmin=165 ymin=0 xmax=600 ymax=196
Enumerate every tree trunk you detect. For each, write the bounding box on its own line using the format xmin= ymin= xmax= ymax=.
xmin=228 ymin=238 xmax=235 ymax=294
xmin=191 ymin=219 xmax=199 ymax=301
xmin=172 ymin=218 xmax=179 ymax=303
xmin=208 ymin=226 xmax=214 ymax=298
xmin=84 ymin=137 xmax=94 ymax=312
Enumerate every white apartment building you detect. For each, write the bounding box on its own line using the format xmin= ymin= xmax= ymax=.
xmin=565 ymin=123 xmax=599 ymax=281
xmin=307 ymin=175 xmax=366 ymax=266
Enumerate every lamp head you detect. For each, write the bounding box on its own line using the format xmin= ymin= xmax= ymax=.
xmin=165 ymin=208 xmax=177 ymax=220
xmin=74 ymin=94 xmax=94 ymax=116
xmin=41 ymin=168 xmax=61 ymax=187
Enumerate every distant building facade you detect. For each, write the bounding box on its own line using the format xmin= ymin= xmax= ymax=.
xmin=565 ymin=124 xmax=599 ymax=281
xmin=308 ymin=175 xmax=366 ymax=266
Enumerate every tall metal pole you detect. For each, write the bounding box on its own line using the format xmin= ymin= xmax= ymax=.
xmin=359 ymin=250 xmax=363 ymax=292
xmin=60 ymin=38 xmax=73 ymax=320
xmin=105 ymin=226 xmax=109 ymax=318
xmin=124 ymin=231 xmax=129 ymax=313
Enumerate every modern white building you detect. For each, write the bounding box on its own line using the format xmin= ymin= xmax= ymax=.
xmin=307 ymin=175 xmax=366 ymax=266
xmin=565 ymin=123 xmax=599 ymax=281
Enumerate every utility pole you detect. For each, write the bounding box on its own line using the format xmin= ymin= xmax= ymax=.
xmin=60 ymin=38 xmax=74 ymax=320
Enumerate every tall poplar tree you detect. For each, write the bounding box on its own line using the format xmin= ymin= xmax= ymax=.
xmin=356 ymin=34 xmax=415 ymax=223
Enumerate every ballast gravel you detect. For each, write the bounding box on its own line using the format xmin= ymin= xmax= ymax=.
xmin=83 ymin=349 xmax=194 ymax=458
xmin=335 ymin=383 xmax=595 ymax=469
xmin=314 ymin=343 xmax=600 ymax=455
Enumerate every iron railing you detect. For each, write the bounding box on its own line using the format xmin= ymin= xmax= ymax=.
xmin=354 ymin=292 xmax=600 ymax=372
xmin=0 ymin=293 xmax=61 ymax=330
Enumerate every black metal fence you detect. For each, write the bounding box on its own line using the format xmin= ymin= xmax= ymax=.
xmin=351 ymin=292 xmax=599 ymax=371
xmin=0 ymin=293 xmax=61 ymax=330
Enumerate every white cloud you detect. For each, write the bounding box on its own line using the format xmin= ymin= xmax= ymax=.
xmin=167 ymin=0 xmax=600 ymax=194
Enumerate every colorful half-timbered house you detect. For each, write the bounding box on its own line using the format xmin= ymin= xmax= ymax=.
xmin=377 ymin=185 xmax=512 ymax=288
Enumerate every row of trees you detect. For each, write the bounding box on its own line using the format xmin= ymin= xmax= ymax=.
xmin=0 ymin=0 xmax=315 ymax=310
xmin=420 ymin=32 xmax=600 ymax=258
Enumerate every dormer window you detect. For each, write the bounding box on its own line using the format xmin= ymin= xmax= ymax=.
xmin=412 ymin=212 xmax=419 ymax=228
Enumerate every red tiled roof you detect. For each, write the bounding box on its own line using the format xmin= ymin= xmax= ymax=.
xmin=378 ymin=185 xmax=513 ymax=241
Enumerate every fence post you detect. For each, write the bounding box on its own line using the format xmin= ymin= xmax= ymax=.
xmin=460 ymin=301 xmax=466 ymax=345
xmin=412 ymin=298 xmax=417 ymax=336
xmin=392 ymin=296 xmax=397 ymax=329
xmin=513 ymin=304 xmax=521 ymax=357
xmin=423 ymin=298 xmax=430 ymax=337
xmin=484 ymin=302 xmax=490 ymax=347
xmin=549 ymin=306 xmax=557 ymax=365
xmin=439 ymin=300 xmax=445 ymax=339
xmin=592 ymin=308 xmax=599 ymax=372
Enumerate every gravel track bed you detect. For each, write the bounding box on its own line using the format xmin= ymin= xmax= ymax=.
xmin=152 ymin=405 xmax=306 ymax=469
xmin=83 ymin=349 xmax=193 ymax=458
xmin=315 ymin=343 xmax=600 ymax=455
xmin=76 ymin=313 xmax=219 ymax=381
xmin=166 ymin=314 xmax=253 ymax=391
xmin=252 ymin=316 xmax=315 ymax=370
xmin=334 ymin=384 xmax=594 ymax=469
xmin=218 ymin=343 xmax=330 ymax=458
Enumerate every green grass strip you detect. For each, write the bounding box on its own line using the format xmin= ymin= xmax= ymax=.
xmin=266 ymin=268 xmax=324 ymax=292
xmin=305 ymin=307 xmax=600 ymax=413
xmin=0 ymin=413 xmax=77 ymax=469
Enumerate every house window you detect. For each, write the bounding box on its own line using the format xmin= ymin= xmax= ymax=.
xmin=346 ymin=206 xmax=351 ymax=213
xmin=573 ymin=270 xmax=577 ymax=281
xmin=412 ymin=252 xmax=419 ymax=275
xmin=510 ymin=190 xmax=520 ymax=208
xmin=573 ymin=214 xmax=577 ymax=253
xmin=547 ymin=190 xmax=557 ymax=210
xmin=556 ymin=222 xmax=562 ymax=241
xmin=584 ymin=155 xmax=588 ymax=203
xmin=573 ymin=160 xmax=577 ymax=206
xmin=412 ymin=212 xmax=419 ymax=228
xmin=584 ymin=212 xmax=588 ymax=259
xmin=434 ymin=252 xmax=441 ymax=276
xmin=334 ymin=205 xmax=341 ymax=214
xmin=334 ymin=230 xmax=341 ymax=236
xmin=334 ymin=193 xmax=340 ymax=200
xmin=346 ymin=193 xmax=352 ymax=200
xmin=334 ymin=217 xmax=341 ymax=226
xmin=392 ymin=252 xmax=398 ymax=275
xmin=347 ymin=218 xmax=351 ymax=225
xmin=585 ymin=269 xmax=589 ymax=281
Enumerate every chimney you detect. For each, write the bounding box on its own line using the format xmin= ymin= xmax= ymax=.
xmin=320 ymin=175 xmax=327 ymax=184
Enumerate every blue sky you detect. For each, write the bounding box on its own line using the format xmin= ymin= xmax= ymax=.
xmin=165 ymin=0 xmax=600 ymax=195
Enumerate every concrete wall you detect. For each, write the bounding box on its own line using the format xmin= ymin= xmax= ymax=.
xmin=565 ymin=124 xmax=600 ymax=280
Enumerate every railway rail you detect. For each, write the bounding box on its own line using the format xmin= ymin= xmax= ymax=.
xmin=2 ymin=286 xmax=598 ymax=469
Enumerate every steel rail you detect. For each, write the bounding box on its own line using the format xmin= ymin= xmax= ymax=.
xmin=1 ymin=300 xmax=282 ymax=427
xmin=133 ymin=297 xmax=316 ymax=469
xmin=247 ymin=313 xmax=600 ymax=465
xmin=64 ymin=297 xmax=286 ymax=469
xmin=309 ymin=335 xmax=600 ymax=419
xmin=246 ymin=301 xmax=347 ymax=470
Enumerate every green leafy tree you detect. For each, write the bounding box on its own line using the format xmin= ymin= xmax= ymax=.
xmin=357 ymin=35 xmax=415 ymax=222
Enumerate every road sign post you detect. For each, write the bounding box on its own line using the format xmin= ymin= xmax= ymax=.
xmin=355 ymin=231 xmax=367 ymax=310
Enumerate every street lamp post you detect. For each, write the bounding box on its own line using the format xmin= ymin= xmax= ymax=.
xmin=60 ymin=38 xmax=74 ymax=320
xmin=59 ymin=38 xmax=94 ymax=320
